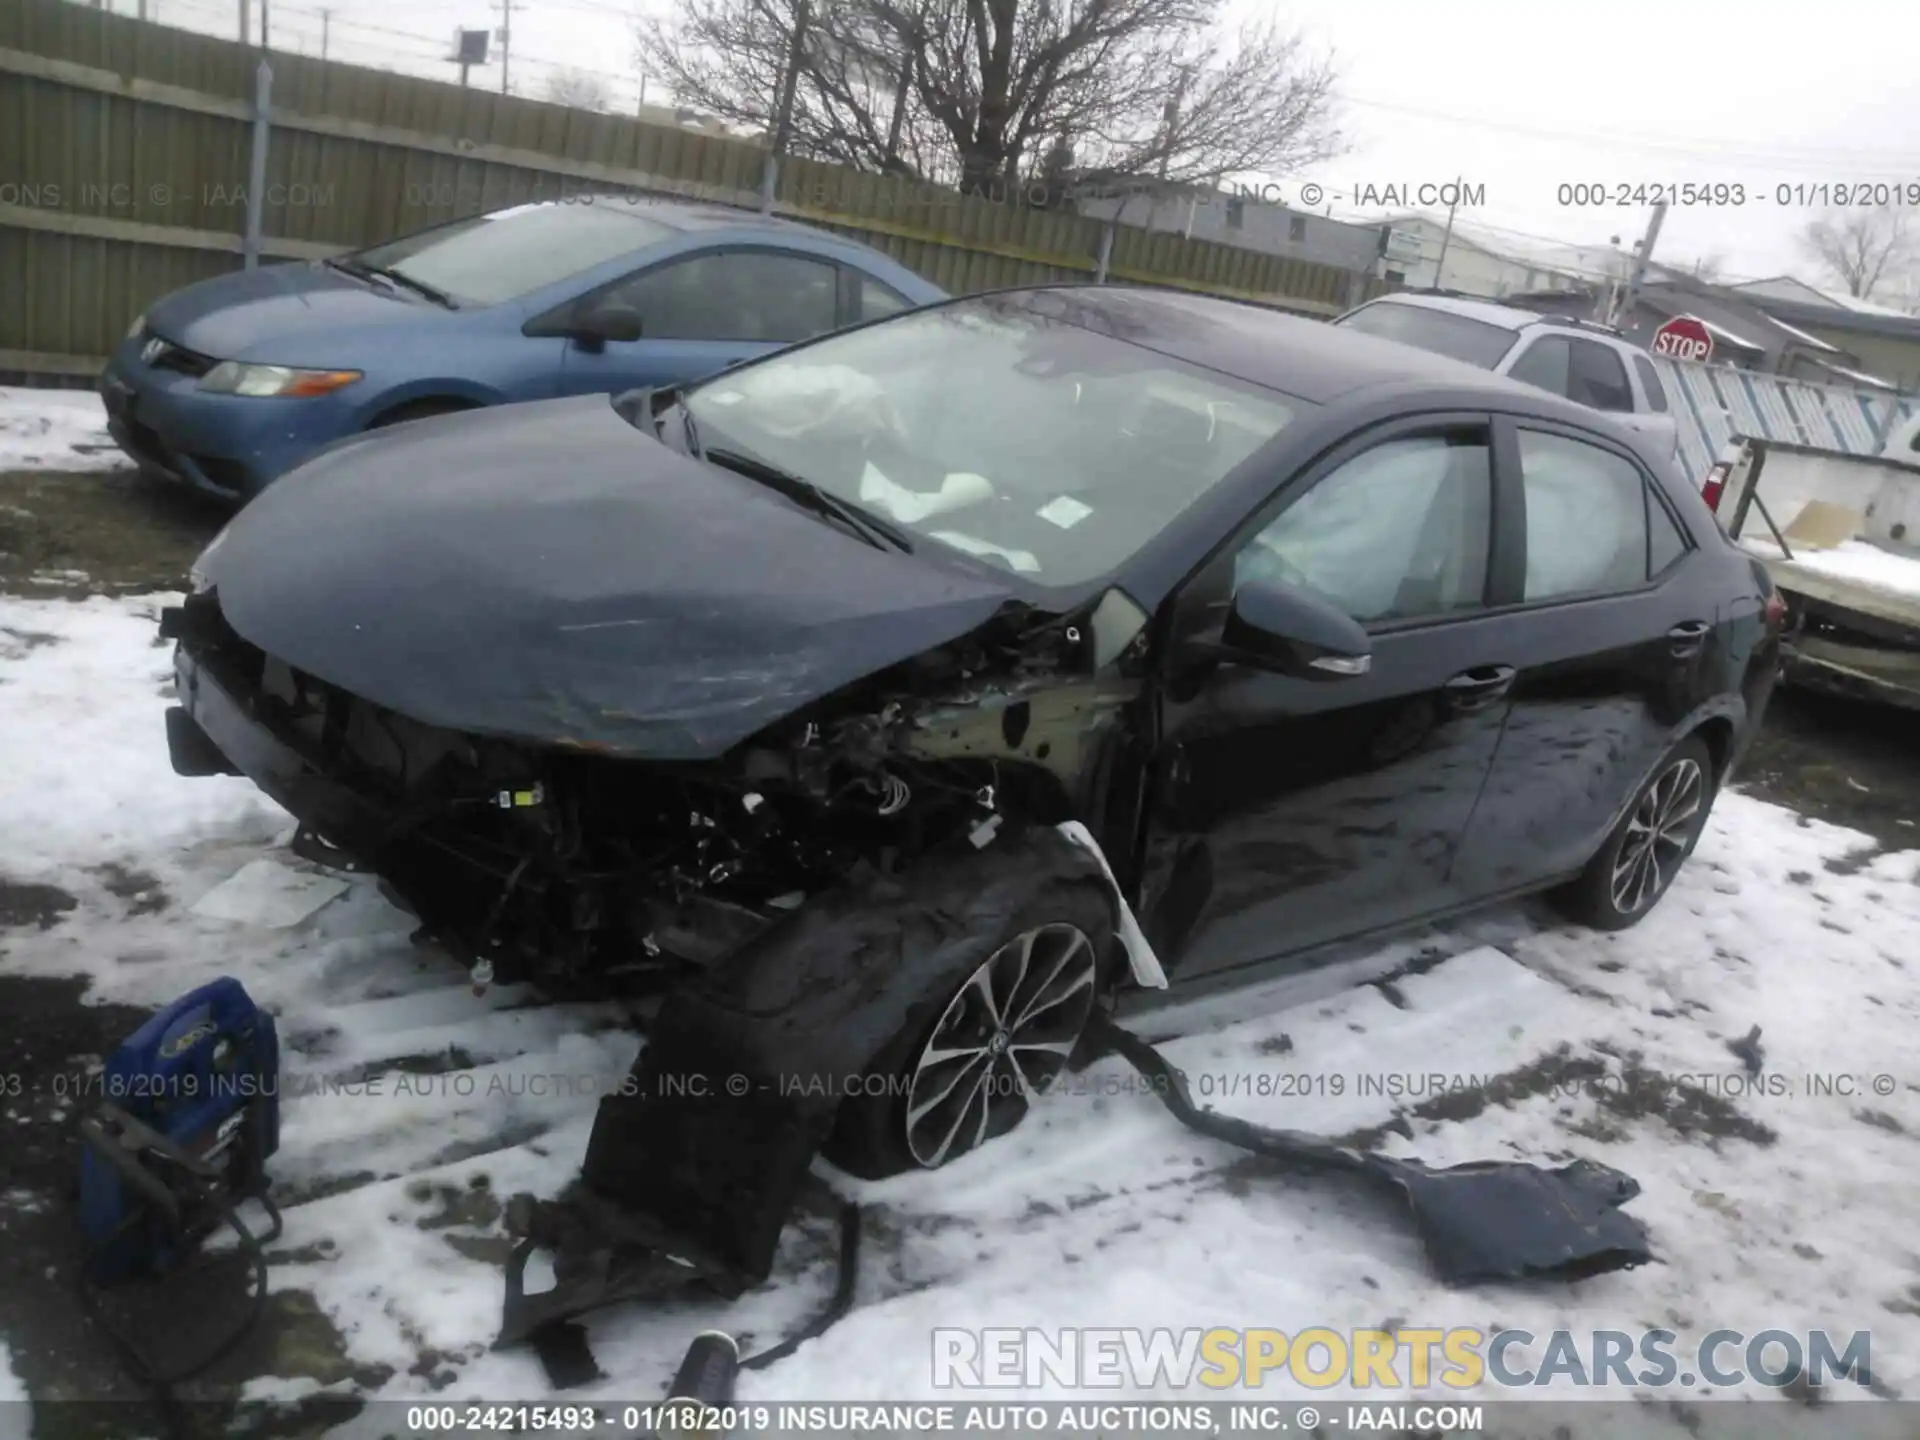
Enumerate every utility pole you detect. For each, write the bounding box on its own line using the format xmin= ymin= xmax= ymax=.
xmin=760 ymin=0 xmax=810 ymax=213
xmin=319 ymin=7 xmax=331 ymax=59
xmin=260 ymin=0 xmax=270 ymax=49
xmin=1607 ymin=199 xmax=1668 ymax=329
xmin=882 ymin=17 xmax=916 ymax=168
xmin=1431 ymin=176 xmax=1461 ymax=289
xmin=238 ymin=0 xmax=249 ymax=46
xmin=495 ymin=0 xmax=519 ymax=95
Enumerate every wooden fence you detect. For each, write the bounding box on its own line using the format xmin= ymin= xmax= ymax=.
xmin=0 ymin=0 xmax=1388 ymax=378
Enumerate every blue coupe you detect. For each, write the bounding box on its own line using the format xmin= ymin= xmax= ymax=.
xmin=98 ymin=197 xmax=945 ymax=499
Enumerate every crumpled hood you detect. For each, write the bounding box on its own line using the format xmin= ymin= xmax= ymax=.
xmin=202 ymin=395 xmax=1017 ymax=758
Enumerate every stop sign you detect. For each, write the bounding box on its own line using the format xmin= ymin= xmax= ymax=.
xmin=1651 ymin=315 xmax=1713 ymax=363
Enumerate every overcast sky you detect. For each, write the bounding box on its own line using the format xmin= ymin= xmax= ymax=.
xmin=162 ymin=0 xmax=1920 ymax=290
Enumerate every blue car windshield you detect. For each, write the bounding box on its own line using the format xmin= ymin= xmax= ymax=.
xmin=683 ymin=295 xmax=1305 ymax=589
xmin=352 ymin=202 xmax=675 ymax=306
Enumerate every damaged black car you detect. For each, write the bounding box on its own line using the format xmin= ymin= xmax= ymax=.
xmin=162 ymin=284 xmax=1783 ymax=1209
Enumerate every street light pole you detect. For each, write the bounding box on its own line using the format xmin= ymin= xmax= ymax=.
xmin=1432 ymin=178 xmax=1462 ymax=288
xmin=760 ymin=0 xmax=810 ymax=213
xmin=1607 ymin=200 xmax=1669 ymax=329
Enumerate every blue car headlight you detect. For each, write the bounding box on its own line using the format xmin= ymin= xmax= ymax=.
xmin=199 ymin=362 xmax=363 ymax=398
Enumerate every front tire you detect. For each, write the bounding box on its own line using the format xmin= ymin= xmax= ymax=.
xmin=369 ymin=398 xmax=478 ymax=430
xmin=823 ymin=873 xmax=1115 ymax=1180
xmin=1551 ymin=735 xmax=1716 ymax=931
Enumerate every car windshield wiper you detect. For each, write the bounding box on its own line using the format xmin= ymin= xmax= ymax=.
xmin=327 ymin=257 xmax=459 ymax=309
xmin=702 ymin=447 xmax=915 ymax=554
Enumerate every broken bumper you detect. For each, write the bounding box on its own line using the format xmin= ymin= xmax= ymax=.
xmin=1780 ymin=594 xmax=1920 ymax=711
xmin=167 ymin=640 xmax=387 ymax=853
xmin=1783 ymin=637 xmax=1920 ymax=711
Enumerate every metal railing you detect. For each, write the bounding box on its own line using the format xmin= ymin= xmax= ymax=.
xmin=1654 ymin=355 xmax=1918 ymax=483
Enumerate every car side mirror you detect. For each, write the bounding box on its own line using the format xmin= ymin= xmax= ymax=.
xmin=1218 ymin=579 xmax=1372 ymax=680
xmin=570 ymin=301 xmax=644 ymax=350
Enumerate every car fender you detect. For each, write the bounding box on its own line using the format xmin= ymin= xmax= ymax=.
xmin=352 ymin=376 xmax=512 ymax=425
xmin=1589 ymin=692 xmax=1747 ymax=846
xmin=666 ymin=824 xmax=1117 ymax=1070
xmin=578 ymin=826 xmax=1119 ymax=1279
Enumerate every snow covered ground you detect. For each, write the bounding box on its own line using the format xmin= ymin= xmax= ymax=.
xmin=1743 ymin=535 xmax=1920 ymax=602
xmin=0 ymin=387 xmax=127 ymax=473
xmin=2 ymin=593 xmax=1918 ymax=1434
xmin=0 ymin=1343 xmax=26 ymax=1440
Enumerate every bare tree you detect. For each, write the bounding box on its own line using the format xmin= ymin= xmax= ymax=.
xmin=1796 ymin=204 xmax=1917 ymax=301
xmin=637 ymin=0 xmax=1343 ymax=197
xmin=543 ymin=68 xmax=614 ymax=113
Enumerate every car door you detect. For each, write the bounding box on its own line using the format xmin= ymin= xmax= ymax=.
xmin=550 ymin=246 xmax=843 ymax=396
xmin=1446 ymin=416 xmax=1718 ymax=896
xmin=1137 ymin=415 xmax=1520 ymax=982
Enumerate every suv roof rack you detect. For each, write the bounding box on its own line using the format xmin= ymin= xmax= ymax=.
xmin=1529 ymin=313 xmax=1625 ymax=337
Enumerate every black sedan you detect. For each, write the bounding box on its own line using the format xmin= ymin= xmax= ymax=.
xmin=162 ymin=284 xmax=1783 ymax=1190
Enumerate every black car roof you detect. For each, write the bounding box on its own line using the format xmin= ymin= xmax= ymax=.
xmin=989 ymin=284 xmax=1561 ymax=408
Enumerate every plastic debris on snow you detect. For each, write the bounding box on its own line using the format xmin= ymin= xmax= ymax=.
xmin=190 ymin=857 xmax=352 ymax=929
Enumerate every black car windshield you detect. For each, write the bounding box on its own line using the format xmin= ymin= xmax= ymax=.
xmin=681 ymin=297 xmax=1304 ymax=588
xmin=351 ymin=202 xmax=675 ymax=307
xmin=1333 ymin=301 xmax=1518 ymax=369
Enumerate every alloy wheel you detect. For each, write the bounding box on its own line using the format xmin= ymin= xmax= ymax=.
xmin=903 ymin=923 xmax=1099 ymax=1169
xmin=1609 ymin=757 xmax=1705 ymax=916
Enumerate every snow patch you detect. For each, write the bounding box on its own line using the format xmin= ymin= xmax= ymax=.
xmin=0 ymin=1340 xmax=27 ymax=1440
xmin=2 ymin=595 xmax=1918 ymax=1410
xmin=1744 ymin=535 xmax=1920 ymax=599
xmin=0 ymin=387 xmax=129 ymax=473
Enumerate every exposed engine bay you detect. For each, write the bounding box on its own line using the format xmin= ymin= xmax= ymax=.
xmin=166 ymin=584 xmax=1151 ymax=995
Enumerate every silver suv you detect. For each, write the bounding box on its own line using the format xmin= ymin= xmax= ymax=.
xmin=1333 ymin=292 xmax=1680 ymax=455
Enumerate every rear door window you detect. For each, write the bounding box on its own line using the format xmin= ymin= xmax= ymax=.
xmin=853 ymin=274 xmax=914 ymax=323
xmin=1568 ymin=339 xmax=1635 ymax=412
xmin=1517 ymin=429 xmax=1649 ymax=600
xmin=1648 ymin=487 xmax=1691 ymax=575
xmin=1632 ymin=353 xmax=1669 ymax=412
xmin=1506 ymin=336 xmax=1572 ymax=397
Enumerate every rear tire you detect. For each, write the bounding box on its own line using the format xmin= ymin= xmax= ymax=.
xmin=822 ymin=871 xmax=1116 ymax=1181
xmin=1550 ymin=734 xmax=1716 ymax=931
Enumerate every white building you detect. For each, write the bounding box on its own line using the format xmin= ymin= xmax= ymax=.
xmin=1375 ymin=213 xmax=1633 ymax=299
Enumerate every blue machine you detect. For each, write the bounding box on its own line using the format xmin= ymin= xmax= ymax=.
xmin=79 ymin=977 xmax=281 ymax=1286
